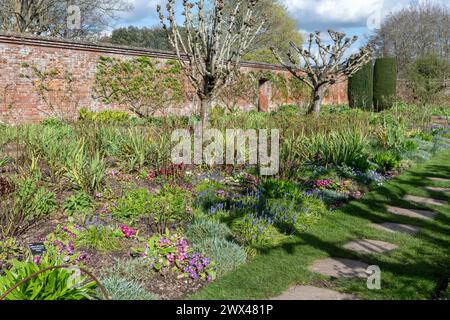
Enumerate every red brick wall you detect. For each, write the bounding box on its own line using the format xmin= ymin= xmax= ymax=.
xmin=0 ymin=32 xmax=348 ymax=124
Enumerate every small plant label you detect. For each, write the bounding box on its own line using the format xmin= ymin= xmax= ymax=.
xmin=28 ymin=243 xmax=47 ymax=256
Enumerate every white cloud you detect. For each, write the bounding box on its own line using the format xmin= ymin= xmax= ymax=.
xmin=119 ymin=0 xmax=164 ymax=24
xmin=282 ymin=0 xmax=384 ymax=30
xmin=281 ymin=0 xmax=448 ymax=32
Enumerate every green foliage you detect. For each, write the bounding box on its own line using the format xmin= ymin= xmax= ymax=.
xmin=79 ymin=108 xmax=130 ymax=123
xmin=118 ymin=128 xmax=172 ymax=172
xmin=1 ymin=179 xmax=57 ymax=238
xmin=64 ymin=140 xmax=106 ymax=195
xmin=147 ymin=185 xmax=193 ymax=234
xmin=63 ymin=191 xmax=93 ymax=216
xmin=317 ymin=189 xmax=351 ymax=205
xmin=240 ymin=0 xmax=303 ymax=64
xmin=0 ymin=255 xmax=96 ymax=300
xmin=260 ymin=179 xmax=304 ymax=201
xmin=108 ymin=26 xmax=174 ymax=51
xmin=348 ymin=62 xmax=373 ymax=110
xmin=231 ymin=215 xmax=283 ymax=247
xmin=41 ymin=118 xmax=64 ymax=126
xmin=194 ymin=180 xmax=226 ymax=211
xmin=282 ymin=129 xmax=370 ymax=171
xmin=371 ymin=151 xmax=401 ymax=171
xmin=186 ymin=219 xmax=232 ymax=244
xmin=136 ymin=233 xmax=217 ymax=281
xmin=93 ymin=56 xmax=184 ymax=118
xmin=101 ymin=258 xmax=154 ymax=282
xmin=71 ymin=225 xmax=122 ymax=252
xmin=119 ymin=128 xmax=151 ymax=172
xmin=113 ymin=185 xmax=192 ymax=233
xmin=113 ymin=188 xmax=151 ymax=221
xmin=99 ymin=274 xmax=156 ymax=300
xmin=406 ymin=54 xmax=450 ymax=105
xmin=0 ymin=238 xmax=26 ymax=274
xmin=192 ymin=238 xmax=247 ymax=276
xmin=373 ymin=58 xmax=398 ymax=111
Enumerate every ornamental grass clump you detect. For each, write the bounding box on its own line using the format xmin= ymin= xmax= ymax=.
xmin=192 ymin=238 xmax=247 ymax=277
xmin=99 ymin=274 xmax=157 ymax=301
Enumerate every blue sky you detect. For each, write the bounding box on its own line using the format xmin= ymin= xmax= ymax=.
xmin=114 ymin=0 xmax=449 ymax=50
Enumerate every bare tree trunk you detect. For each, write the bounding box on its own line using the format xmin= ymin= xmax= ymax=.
xmin=200 ymin=95 xmax=212 ymax=128
xmin=308 ymin=86 xmax=327 ymax=116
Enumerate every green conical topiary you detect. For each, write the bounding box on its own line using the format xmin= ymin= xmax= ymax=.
xmin=373 ymin=58 xmax=397 ymax=111
xmin=348 ymin=62 xmax=373 ymax=110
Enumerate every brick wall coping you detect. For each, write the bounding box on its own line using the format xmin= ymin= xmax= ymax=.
xmin=0 ymin=31 xmax=286 ymax=71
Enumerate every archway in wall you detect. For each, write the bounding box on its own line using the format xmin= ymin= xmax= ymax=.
xmin=258 ymin=79 xmax=271 ymax=112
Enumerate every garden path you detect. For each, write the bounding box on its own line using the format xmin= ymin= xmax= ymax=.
xmin=274 ymin=176 xmax=449 ymax=300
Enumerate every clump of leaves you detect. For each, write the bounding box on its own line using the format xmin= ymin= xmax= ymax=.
xmin=0 ymin=238 xmax=26 ymax=274
xmin=112 ymin=188 xmax=152 ymax=221
xmin=145 ymin=184 xmax=193 ymax=234
xmin=79 ymin=108 xmax=130 ymax=123
xmin=371 ymin=151 xmax=401 ymax=171
xmin=0 ymin=179 xmax=57 ymax=238
xmin=0 ymin=253 xmax=96 ymax=300
xmin=73 ymin=224 xmax=123 ymax=252
xmin=186 ymin=219 xmax=232 ymax=244
xmin=63 ymin=191 xmax=93 ymax=216
xmin=113 ymin=185 xmax=193 ymax=234
xmin=98 ymin=274 xmax=157 ymax=300
xmin=64 ymin=140 xmax=106 ymax=195
xmin=192 ymin=237 xmax=246 ymax=277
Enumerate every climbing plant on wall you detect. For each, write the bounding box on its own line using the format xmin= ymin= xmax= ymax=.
xmin=93 ymin=56 xmax=184 ymax=118
xmin=20 ymin=63 xmax=80 ymax=121
xmin=216 ymin=70 xmax=311 ymax=112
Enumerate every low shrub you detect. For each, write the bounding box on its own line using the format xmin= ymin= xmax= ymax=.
xmin=192 ymin=238 xmax=246 ymax=276
xmin=372 ymin=151 xmax=401 ymax=171
xmin=101 ymin=258 xmax=153 ymax=282
xmin=113 ymin=188 xmax=151 ymax=221
xmin=63 ymin=191 xmax=93 ymax=216
xmin=64 ymin=141 xmax=106 ymax=195
xmin=282 ymin=129 xmax=370 ymax=172
xmin=99 ymin=275 xmax=156 ymax=300
xmin=79 ymin=108 xmax=130 ymax=123
xmin=74 ymin=225 xmax=122 ymax=252
xmin=316 ymin=189 xmax=351 ymax=205
xmin=1 ymin=180 xmax=57 ymax=238
xmin=186 ymin=219 xmax=232 ymax=244
xmin=114 ymin=185 xmax=193 ymax=233
xmin=145 ymin=184 xmax=194 ymax=234
xmin=260 ymin=179 xmax=304 ymax=201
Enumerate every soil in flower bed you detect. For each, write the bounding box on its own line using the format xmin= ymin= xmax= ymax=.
xmin=145 ymin=272 xmax=207 ymax=300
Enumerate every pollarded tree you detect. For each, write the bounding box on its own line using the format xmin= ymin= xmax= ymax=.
xmin=157 ymin=0 xmax=264 ymax=127
xmin=272 ymin=30 xmax=373 ymax=116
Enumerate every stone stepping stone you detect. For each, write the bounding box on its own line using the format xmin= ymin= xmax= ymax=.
xmin=309 ymin=258 xmax=369 ymax=278
xmin=370 ymin=223 xmax=420 ymax=235
xmin=343 ymin=239 xmax=398 ymax=255
xmin=272 ymin=285 xmax=357 ymax=300
xmin=404 ymin=195 xmax=446 ymax=207
xmin=425 ymin=186 xmax=450 ymax=193
xmin=387 ymin=206 xmax=435 ymax=220
xmin=427 ymin=177 xmax=450 ymax=183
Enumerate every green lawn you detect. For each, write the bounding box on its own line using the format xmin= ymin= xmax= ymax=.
xmin=189 ymin=150 xmax=450 ymax=300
